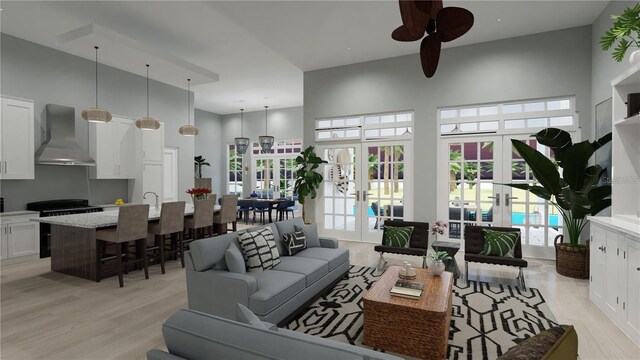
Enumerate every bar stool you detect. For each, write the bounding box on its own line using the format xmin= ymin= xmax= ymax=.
xmin=96 ymin=204 xmax=150 ymax=288
xmin=148 ymin=201 xmax=186 ymax=272
xmin=185 ymin=198 xmax=216 ymax=245
xmin=213 ymin=195 xmax=239 ymax=234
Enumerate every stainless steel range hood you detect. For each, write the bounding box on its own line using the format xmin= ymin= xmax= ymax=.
xmin=35 ymin=104 xmax=96 ymax=166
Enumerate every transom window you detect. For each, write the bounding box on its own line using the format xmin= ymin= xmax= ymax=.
xmin=316 ymin=111 xmax=414 ymax=142
xmin=439 ymin=97 xmax=576 ymax=135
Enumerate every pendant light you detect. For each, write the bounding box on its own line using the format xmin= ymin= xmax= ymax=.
xmin=81 ymin=46 xmax=112 ymax=123
xmin=258 ymin=105 xmax=274 ymax=153
xmin=135 ymin=64 xmax=161 ymax=130
xmin=179 ymin=79 xmax=199 ymax=136
xmin=234 ymin=108 xmax=250 ymax=154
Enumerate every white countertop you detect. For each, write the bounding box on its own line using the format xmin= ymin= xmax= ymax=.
xmin=1 ymin=210 xmax=40 ymax=218
xmin=32 ymin=204 xmax=220 ymax=229
xmin=589 ymin=216 xmax=640 ymax=239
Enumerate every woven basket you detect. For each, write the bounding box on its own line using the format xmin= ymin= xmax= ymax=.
xmin=554 ymin=235 xmax=589 ymax=279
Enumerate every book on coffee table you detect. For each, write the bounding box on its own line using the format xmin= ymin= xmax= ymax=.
xmin=390 ymin=280 xmax=424 ymax=299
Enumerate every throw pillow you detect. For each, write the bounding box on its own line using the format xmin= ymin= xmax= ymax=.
xmin=294 ymin=223 xmax=321 ymax=248
xmin=225 ymin=243 xmax=246 ymax=274
xmin=282 ymin=230 xmax=307 ymax=256
xmin=235 ymin=304 xmax=277 ymax=331
xmin=238 ymin=228 xmax=281 ymax=272
xmin=382 ymin=225 xmax=414 ymax=247
xmin=480 ymin=229 xmax=520 ymax=257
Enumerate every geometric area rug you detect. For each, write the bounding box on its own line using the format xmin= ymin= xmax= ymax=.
xmin=285 ymin=266 xmax=558 ymax=360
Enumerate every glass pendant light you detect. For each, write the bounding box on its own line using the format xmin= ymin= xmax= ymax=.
xmin=135 ymin=64 xmax=161 ymax=130
xmin=179 ymin=78 xmax=199 ymax=136
xmin=81 ymin=46 xmax=112 ymax=123
xmin=258 ymin=106 xmax=274 ymax=153
xmin=234 ymin=108 xmax=250 ymax=154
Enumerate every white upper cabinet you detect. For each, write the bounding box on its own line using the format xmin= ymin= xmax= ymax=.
xmin=142 ymin=122 xmax=164 ymax=162
xmin=89 ymin=116 xmax=136 ymax=179
xmin=0 ymin=97 xmax=35 ymax=180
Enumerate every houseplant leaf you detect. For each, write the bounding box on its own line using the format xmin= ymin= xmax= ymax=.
xmin=511 ymin=139 xmax=561 ymax=195
xmin=561 ymin=141 xmax=594 ymax=192
xmin=535 ymin=127 xmax=572 ymax=165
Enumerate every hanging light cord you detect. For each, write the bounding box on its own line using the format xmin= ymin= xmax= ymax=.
xmin=94 ymin=46 xmax=99 ymax=107
xmin=240 ymin=109 xmax=244 ymax=136
xmin=187 ymin=79 xmax=191 ymax=125
xmin=146 ymin=64 xmax=150 ymax=117
xmin=264 ymin=106 xmax=269 ymax=135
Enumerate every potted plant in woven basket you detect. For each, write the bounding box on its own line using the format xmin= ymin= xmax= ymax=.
xmin=293 ymin=146 xmax=327 ymax=223
xmin=504 ymin=128 xmax=612 ymax=279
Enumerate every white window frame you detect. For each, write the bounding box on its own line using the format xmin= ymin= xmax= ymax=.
xmin=315 ymin=111 xmax=414 ymax=142
xmin=226 ymin=143 xmax=244 ymax=195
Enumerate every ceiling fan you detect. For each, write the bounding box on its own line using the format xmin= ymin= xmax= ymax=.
xmin=391 ymin=0 xmax=474 ymax=78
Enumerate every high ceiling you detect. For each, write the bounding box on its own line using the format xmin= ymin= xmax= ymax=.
xmin=1 ymin=1 xmax=609 ymax=115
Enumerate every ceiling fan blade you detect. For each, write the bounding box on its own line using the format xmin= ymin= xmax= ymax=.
xmin=436 ymin=7 xmax=474 ymax=43
xmin=415 ymin=0 xmax=443 ymax=16
xmin=398 ymin=0 xmax=430 ymax=38
xmin=392 ymin=25 xmax=423 ymax=42
xmin=420 ymin=33 xmax=441 ymax=78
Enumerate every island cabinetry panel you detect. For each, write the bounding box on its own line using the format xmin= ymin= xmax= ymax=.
xmin=89 ymin=116 xmax=136 ymax=179
xmin=0 ymin=96 xmax=34 ymax=179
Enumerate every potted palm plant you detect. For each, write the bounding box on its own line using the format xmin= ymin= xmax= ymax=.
xmin=194 ymin=156 xmax=210 ymax=178
xmin=505 ymin=128 xmax=612 ymax=279
xmin=600 ymin=3 xmax=640 ymax=63
xmin=293 ymin=146 xmax=327 ymax=223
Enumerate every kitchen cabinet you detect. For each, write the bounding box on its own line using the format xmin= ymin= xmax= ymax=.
xmin=0 ymin=96 xmax=35 ymax=180
xmin=590 ymin=219 xmax=640 ymax=346
xmin=89 ymin=116 xmax=136 ymax=179
xmin=0 ymin=213 xmax=39 ymax=264
xmin=129 ymin=122 xmax=164 ymax=204
xmin=142 ymin=122 xmax=164 ymax=162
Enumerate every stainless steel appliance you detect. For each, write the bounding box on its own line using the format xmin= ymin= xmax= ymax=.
xmin=26 ymin=199 xmax=103 ymax=258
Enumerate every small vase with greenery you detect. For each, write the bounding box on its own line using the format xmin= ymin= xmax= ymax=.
xmin=504 ymin=128 xmax=612 ymax=278
xmin=293 ymin=146 xmax=327 ymax=223
xmin=600 ymin=3 xmax=640 ymax=62
xmin=428 ymin=221 xmax=451 ymax=276
xmin=194 ymin=156 xmax=210 ymax=178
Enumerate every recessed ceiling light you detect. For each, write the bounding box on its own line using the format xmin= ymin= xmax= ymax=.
xmin=347 ymin=47 xmax=351 ymax=51
xmin=497 ymin=18 xmax=501 ymax=22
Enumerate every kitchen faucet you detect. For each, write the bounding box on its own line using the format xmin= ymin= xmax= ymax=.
xmin=143 ymin=191 xmax=159 ymax=211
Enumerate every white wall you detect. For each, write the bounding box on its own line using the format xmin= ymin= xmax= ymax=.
xmin=195 ymin=109 xmax=223 ymax=196
xmin=303 ymin=26 xmax=593 ymax=223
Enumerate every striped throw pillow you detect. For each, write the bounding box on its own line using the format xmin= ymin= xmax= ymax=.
xmin=382 ymin=226 xmax=414 ymax=248
xmin=238 ymin=228 xmax=281 ymax=272
xmin=480 ymin=229 xmax=520 ymax=257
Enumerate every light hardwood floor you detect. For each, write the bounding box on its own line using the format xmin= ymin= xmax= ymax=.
xmin=1 ymin=239 xmax=639 ymax=360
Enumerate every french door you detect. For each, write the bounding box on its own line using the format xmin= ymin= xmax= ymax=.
xmin=252 ymin=156 xmax=298 ymax=199
xmin=317 ymin=141 xmax=413 ymax=243
xmin=439 ymin=133 xmax=576 ymax=259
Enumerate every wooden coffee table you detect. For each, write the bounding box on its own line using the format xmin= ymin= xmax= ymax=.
xmin=363 ymin=266 xmax=453 ymax=360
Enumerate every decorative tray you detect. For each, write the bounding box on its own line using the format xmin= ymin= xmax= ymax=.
xmin=398 ymin=268 xmax=417 ymax=280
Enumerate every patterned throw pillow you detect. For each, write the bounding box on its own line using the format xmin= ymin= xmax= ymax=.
xmin=282 ymin=230 xmax=307 ymax=256
xmin=497 ymin=325 xmax=572 ymax=360
xmin=480 ymin=229 xmax=519 ymax=257
xmin=382 ymin=226 xmax=414 ymax=247
xmin=238 ymin=228 xmax=281 ymax=272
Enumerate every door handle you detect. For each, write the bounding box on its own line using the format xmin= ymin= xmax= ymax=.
xmin=598 ymin=246 xmax=604 ymax=251
xmin=505 ymin=195 xmax=518 ymax=206
xmin=350 ymin=191 xmax=360 ymax=202
xmin=363 ymin=192 xmax=372 ymax=202
xmin=488 ymin=194 xmax=500 ymax=206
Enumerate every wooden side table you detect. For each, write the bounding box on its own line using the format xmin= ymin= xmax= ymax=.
xmin=363 ymin=266 xmax=453 ymax=360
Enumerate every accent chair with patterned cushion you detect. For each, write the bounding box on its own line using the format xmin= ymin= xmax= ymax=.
xmin=373 ymin=220 xmax=429 ymax=269
xmin=464 ymin=225 xmax=528 ymax=289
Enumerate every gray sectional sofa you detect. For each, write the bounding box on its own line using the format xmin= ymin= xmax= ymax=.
xmin=147 ymin=308 xmax=402 ymax=360
xmin=185 ymin=217 xmax=350 ymax=325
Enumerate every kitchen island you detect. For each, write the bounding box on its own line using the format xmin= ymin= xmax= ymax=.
xmin=33 ymin=204 xmax=220 ymax=281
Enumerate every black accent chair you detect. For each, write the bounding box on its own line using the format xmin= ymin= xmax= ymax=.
xmin=373 ymin=220 xmax=429 ymax=270
xmin=370 ymin=202 xmax=384 ymax=229
xmin=464 ymin=225 xmax=528 ymax=289
xmin=385 ymin=205 xmax=404 ymax=219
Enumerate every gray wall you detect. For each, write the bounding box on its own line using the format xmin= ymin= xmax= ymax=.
xmin=304 ymin=26 xmax=593 ymax=223
xmin=1 ymin=33 xmax=195 ymax=211
xmin=221 ymin=106 xmax=303 ymax=196
xmin=194 ymin=109 xmax=223 ymax=196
